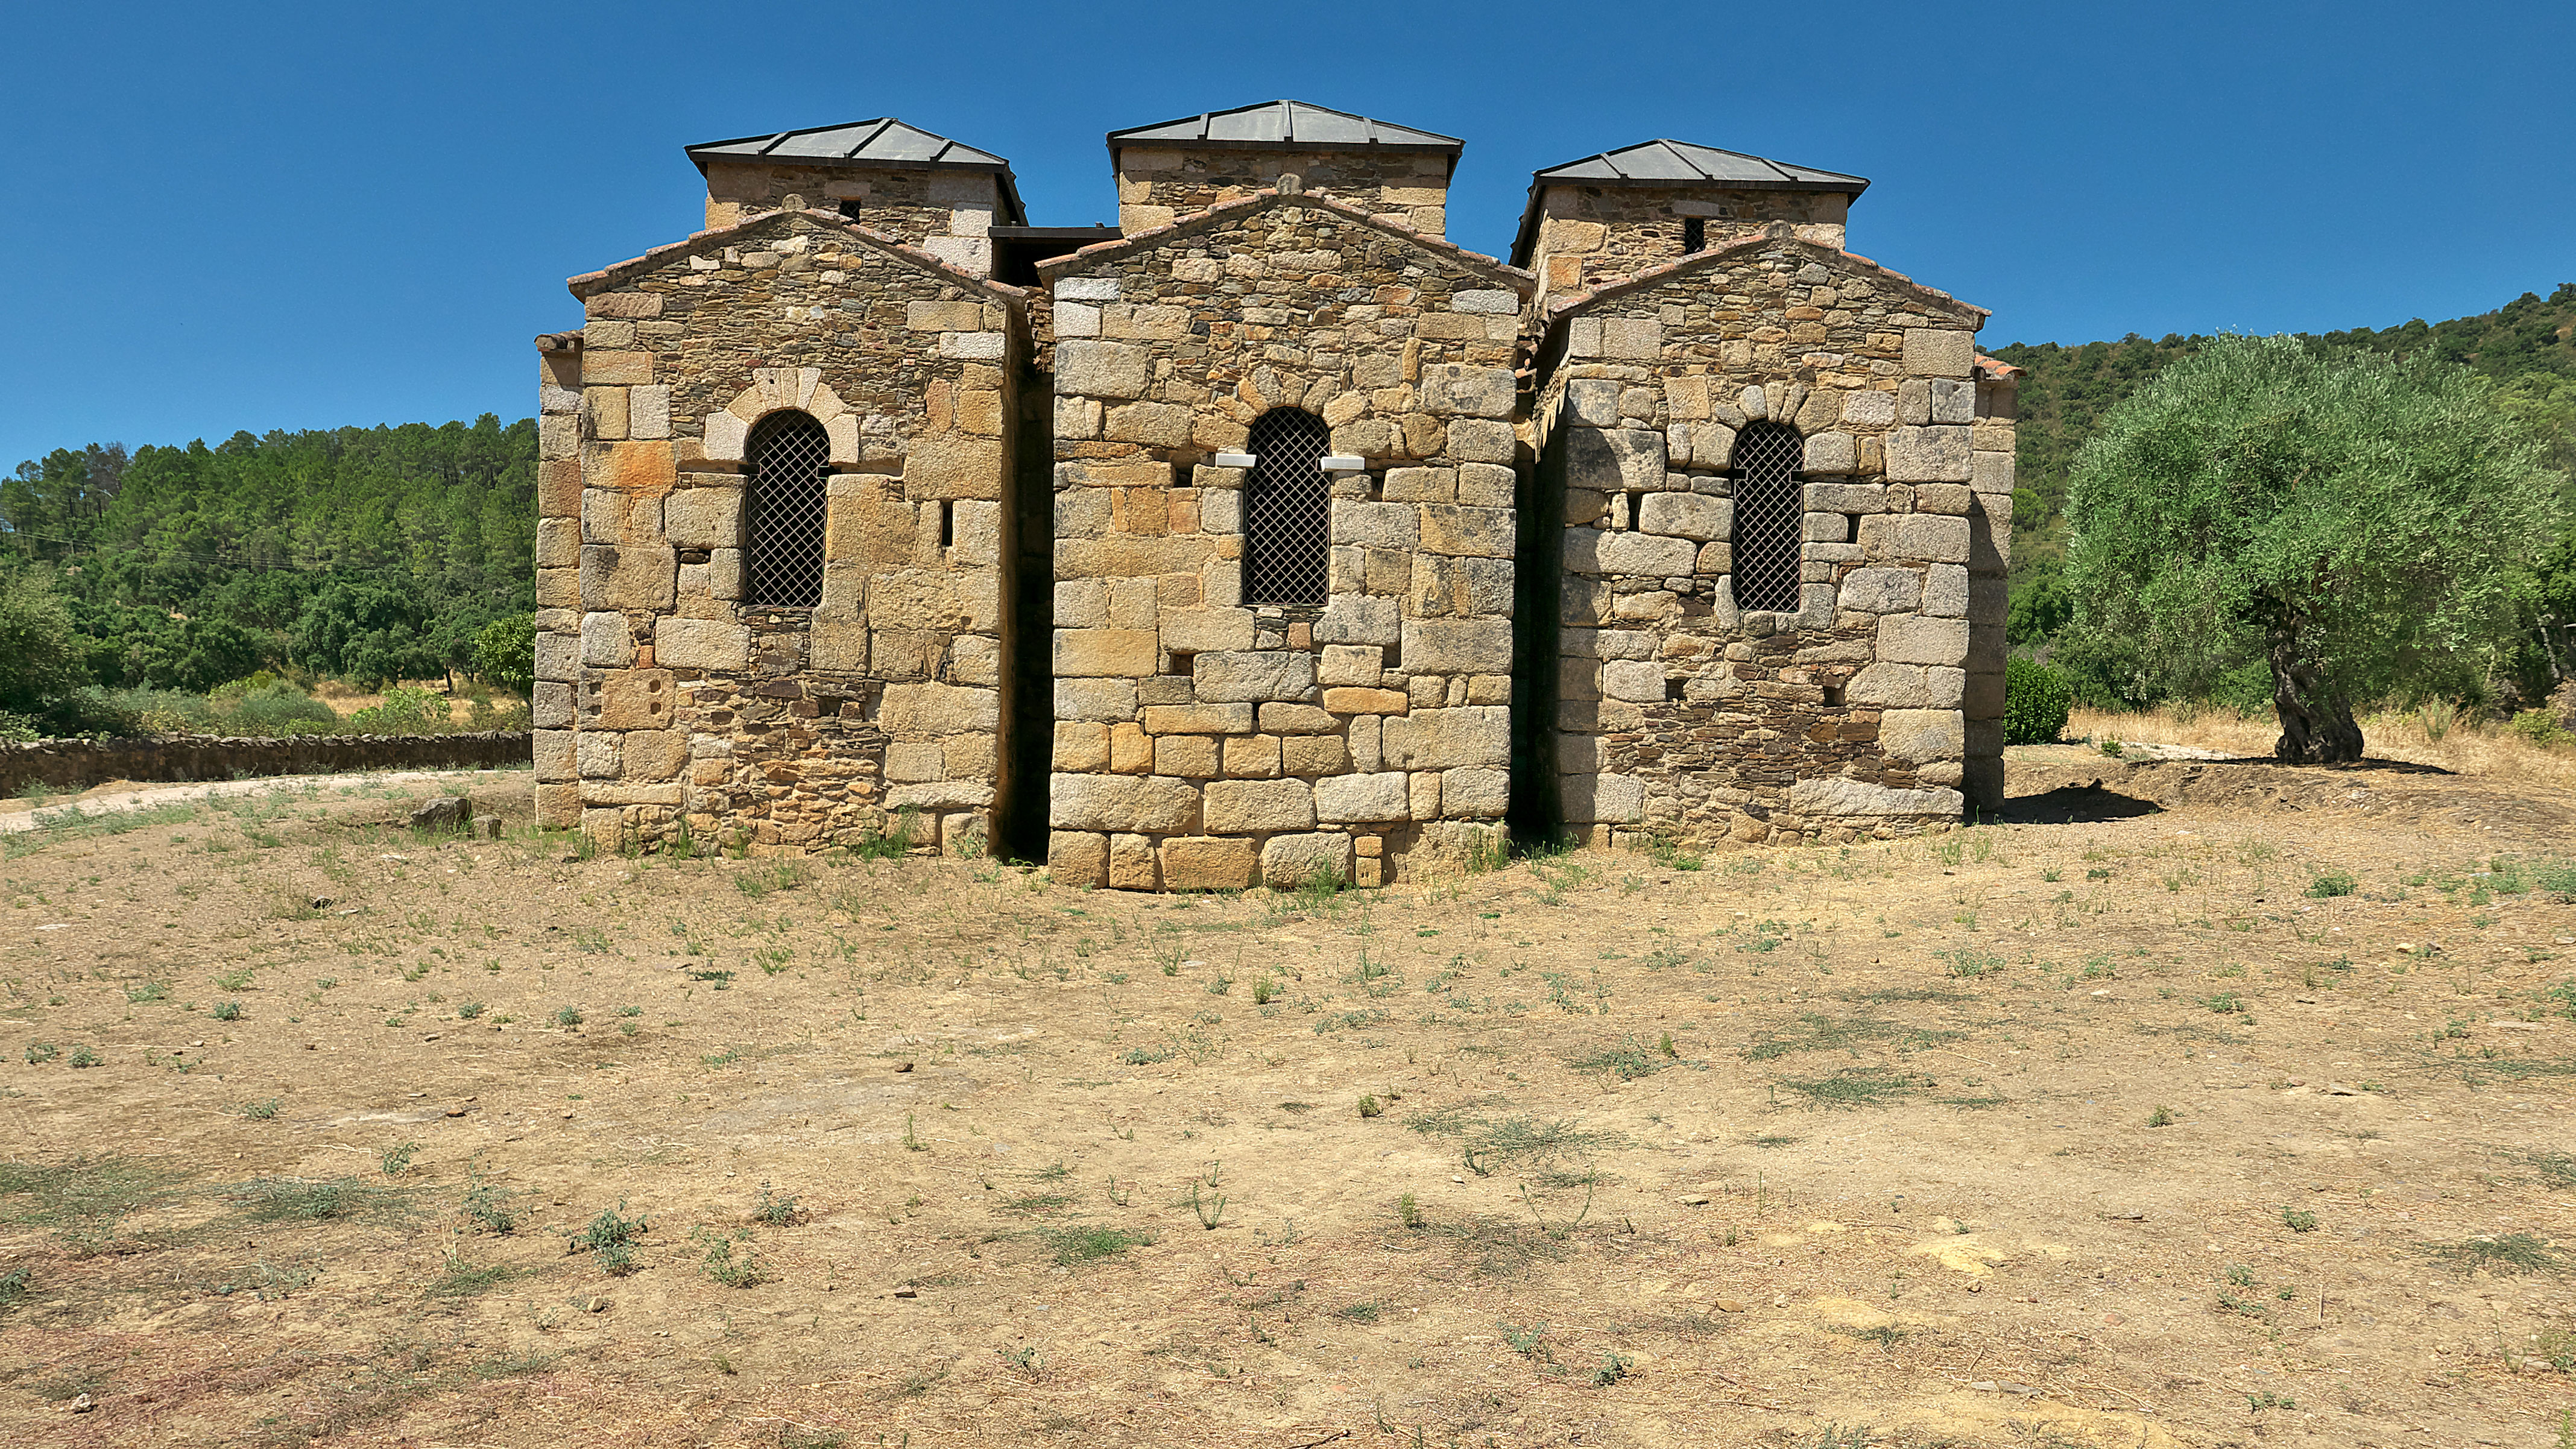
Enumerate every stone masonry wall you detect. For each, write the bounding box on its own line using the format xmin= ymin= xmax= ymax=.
xmin=539 ymin=209 xmax=1024 ymax=856
xmin=1963 ymin=368 xmax=2016 ymax=812
xmin=0 ymin=732 xmax=529 ymax=800
xmin=701 ymin=163 xmax=1004 ymax=276
xmin=1037 ymin=190 xmax=1533 ymax=891
xmin=1539 ymin=227 xmax=2001 ymax=847
xmin=1115 ymin=148 xmax=1452 ymax=239
xmin=1527 ymin=185 xmax=1850 ymax=309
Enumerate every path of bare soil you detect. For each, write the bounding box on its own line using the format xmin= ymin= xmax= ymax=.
xmin=2 ymin=752 xmax=2572 ymax=1449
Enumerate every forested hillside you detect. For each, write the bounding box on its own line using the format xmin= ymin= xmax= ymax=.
xmin=1995 ymin=283 xmax=2576 ymax=645
xmin=0 ymin=418 xmax=535 ymax=704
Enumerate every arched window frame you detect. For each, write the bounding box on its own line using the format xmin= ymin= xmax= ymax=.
xmin=744 ymin=410 xmax=831 ymax=610
xmin=1729 ymin=420 xmax=1805 ymax=616
xmin=1242 ymin=407 xmax=1332 ymax=607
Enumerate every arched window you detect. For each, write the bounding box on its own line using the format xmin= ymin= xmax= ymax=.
xmin=1243 ymin=407 xmax=1331 ymax=605
xmin=1731 ymin=421 xmax=1805 ymax=614
xmin=745 ymin=411 xmax=830 ymax=608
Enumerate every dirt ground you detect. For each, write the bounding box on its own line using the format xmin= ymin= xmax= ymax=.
xmin=2 ymin=746 xmax=2572 ymax=1449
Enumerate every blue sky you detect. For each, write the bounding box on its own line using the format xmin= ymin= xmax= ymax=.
xmin=3 ymin=1 xmax=2569 ymax=470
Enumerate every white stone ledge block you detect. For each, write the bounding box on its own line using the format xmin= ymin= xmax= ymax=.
xmin=1787 ymin=776 xmax=1963 ymax=818
xmin=1055 ymin=276 xmax=1120 ymax=301
xmin=702 ymin=412 xmax=747 ymax=462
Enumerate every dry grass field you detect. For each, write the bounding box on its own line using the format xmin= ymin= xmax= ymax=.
xmin=3 ymin=742 xmax=2574 ymax=1449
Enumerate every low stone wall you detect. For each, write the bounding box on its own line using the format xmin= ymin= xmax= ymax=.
xmin=0 ymin=732 xmax=531 ymax=799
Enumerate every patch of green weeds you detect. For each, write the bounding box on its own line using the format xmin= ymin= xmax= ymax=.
xmin=462 ymin=1172 xmax=524 ymax=1233
xmin=756 ymin=1181 xmax=801 ymax=1226
xmin=1040 ymin=1225 xmax=1152 ymax=1265
xmin=572 ymin=1201 xmax=649 ymax=1275
xmin=235 ymin=1176 xmax=411 ymax=1223
xmin=425 ymin=1253 xmax=527 ymax=1299
xmin=1937 ymin=947 xmax=2004 ymax=979
xmin=691 ymin=1225 xmax=767 ymax=1287
xmin=2426 ymin=1233 xmax=2562 ymax=1277
xmin=1742 ymin=1011 xmax=1959 ymax=1061
xmin=2306 ymin=871 xmax=2358 ymax=898
xmin=2511 ymin=1150 xmax=2576 ymax=1189
xmin=1568 ymin=1037 xmax=1679 ymax=1080
xmin=1773 ymin=1067 xmax=1928 ymax=1111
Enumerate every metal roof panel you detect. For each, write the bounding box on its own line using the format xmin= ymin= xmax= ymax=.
xmin=1531 ymin=137 xmax=1866 ymax=191
xmin=1109 ymin=99 xmax=1461 ymax=151
xmin=688 ymin=118 xmax=1009 ymax=170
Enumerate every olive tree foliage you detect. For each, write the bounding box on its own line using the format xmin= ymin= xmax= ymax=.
xmin=2062 ymin=334 xmax=2565 ymax=763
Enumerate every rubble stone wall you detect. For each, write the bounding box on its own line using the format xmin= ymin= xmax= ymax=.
xmin=1537 ymin=229 xmax=2004 ymax=848
xmin=1036 ymin=191 xmax=1532 ymax=891
xmin=0 ymin=733 xmax=529 ymax=800
xmin=701 ymin=163 xmax=1004 ymax=276
xmin=1527 ymin=185 xmax=1850 ymax=306
xmin=538 ymin=209 xmax=1024 ymax=857
xmin=1114 ymin=148 xmax=1453 ymax=238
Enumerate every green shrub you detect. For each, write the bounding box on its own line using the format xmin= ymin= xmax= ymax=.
xmin=346 ymin=684 xmax=447 ymax=733
xmin=2002 ymin=655 xmax=2073 ymax=745
xmin=2509 ymin=709 xmax=2571 ymax=747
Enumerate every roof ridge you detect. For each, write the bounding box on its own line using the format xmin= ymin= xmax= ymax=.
xmin=1034 ymin=188 xmax=1531 ymax=291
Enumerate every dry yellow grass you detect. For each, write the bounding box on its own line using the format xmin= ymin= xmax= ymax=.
xmin=7 ymin=761 xmax=2574 ymax=1445
xmin=2071 ymin=702 xmax=2576 ymax=792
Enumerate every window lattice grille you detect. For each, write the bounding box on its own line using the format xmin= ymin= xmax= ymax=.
xmin=1244 ymin=408 xmax=1331 ymax=605
xmin=1731 ymin=421 xmax=1805 ymax=614
xmin=746 ymin=412 xmax=830 ymax=608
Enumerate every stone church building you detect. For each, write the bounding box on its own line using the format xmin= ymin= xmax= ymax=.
xmin=532 ymin=101 xmax=2016 ymax=889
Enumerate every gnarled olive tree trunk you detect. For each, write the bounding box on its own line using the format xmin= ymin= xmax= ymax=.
xmin=2265 ymin=612 xmax=2364 ymax=764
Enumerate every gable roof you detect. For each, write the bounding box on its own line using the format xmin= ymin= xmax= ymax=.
xmin=1109 ymin=99 xmax=1462 ymax=169
xmin=1511 ymin=139 xmax=1867 ymax=266
xmin=686 ymin=118 xmax=1026 ymax=224
xmin=1033 ymin=187 xmax=1532 ymax=295
xmin=567 ymin=207 xmax=1025 ymax=307
xmin=1539 ymin=223 xmax=1983 ymax=338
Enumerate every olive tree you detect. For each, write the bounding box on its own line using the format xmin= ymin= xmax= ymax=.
xmin=2063 ymin=333 xmax=2563 ymax=763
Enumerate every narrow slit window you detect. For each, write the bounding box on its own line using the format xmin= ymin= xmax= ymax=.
xmin=1243 ymin=407 xmax=1331 ymax=605
xmin=1682 ymin=216 xmax=1705 ymax=253
xmin=1731 ymin=421 xmax=1804 ymax=614
xmin=939 ymin=499 xmax=955 ymax=549
xmin=745 ymin=411 xmax=830 ymax=608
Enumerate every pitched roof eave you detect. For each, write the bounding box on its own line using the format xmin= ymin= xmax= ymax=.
xmin=1034 ymin=188 xmax=1533 ymax=294
xmin=1538 ymin=225 xmax=1985 ymax=346
xmin=566 ymin=209 xmax=1028 ymax=309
